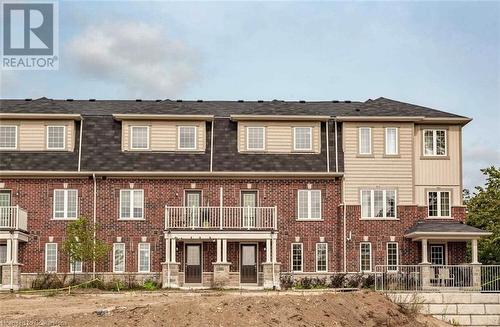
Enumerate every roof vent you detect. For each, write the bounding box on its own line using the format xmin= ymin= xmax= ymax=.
xmin=355 ymin=108 xmax=360 ymax=112
xmin=257 ymin=100 xmax=264 ymax=103
xmin=25 ymin=98 xmax=32 ymax=101
xmin=238 ymin=100 xmax=244 ymax=103
xmin=135 ymin=99 xmax=142 ymax=102
xmin=299 ymin=100 xmax=306 ymax=103
xmin=176 ymin=99 xmax=183 ymax=102
xmin=197 ymin=99 xmax=203 ymax=102
xmin=89 ymin=99 xmax=96 ymax=102
xmin=332 ymin=100 xmax=339 ymax=103
xmin=155 ymin=99 xmax=161 ymax=102
xmin=66 ymin=99 xmax=74 ymax=102
xmin=344 ymin=100 xmax=351 ymax=103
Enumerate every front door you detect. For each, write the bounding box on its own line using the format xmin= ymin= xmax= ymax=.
xmin=240 ymin=244 xmax=257 ymax=284
xmin=0 ymin=190 xmax=11 ymax=226
xmin=241 ymin=191 xmax=257 ymax=228
xmin=185 ymin=191 xmax=201 ymax=227
xmin=185 ymin=244 xmax=202 ymax=284
xmin=430 ymin=245 xmax=445 ymax=265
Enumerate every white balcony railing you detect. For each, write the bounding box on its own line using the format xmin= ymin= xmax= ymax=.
xmin=165 ymin=206 xmax=277 ymax=230
xmin=0 ymin=206 xmax=28 ymax=231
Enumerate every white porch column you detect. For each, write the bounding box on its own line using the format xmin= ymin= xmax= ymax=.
xmin=421 ymin=238 xmax=429 ymax=264
xmin=170 ymin=238 xmax=177 ymax=263
xmin=471 ymin=239 xmax=480 ymax=264
xmin=5 ymin=239 xmax=12 ymax=263
xmin=271 ymin=237 xmax=277 ymax=263
xmin=12 ymin=239 xmax=18 ymax=264
xmin=266 ymin=239 xmax=271 ymax=263
xmin=165 ymin=238 xmax=171 ymax=263
xmin=222 ymin=239 xmax=227 ymax=263
xmin=216 ymin=239 xmax=222 ymax=263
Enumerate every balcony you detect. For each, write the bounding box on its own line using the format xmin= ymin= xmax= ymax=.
xmin=0 ymin=206 xmax=28 ymax=231
xmin=165 ymin=206 xmax=277 ymax=231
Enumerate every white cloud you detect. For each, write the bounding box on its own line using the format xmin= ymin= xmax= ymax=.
xmin=66 ymin=22 xmax=199 ymax=98
xmin=463 ymin=145 xmax=500 ymax=190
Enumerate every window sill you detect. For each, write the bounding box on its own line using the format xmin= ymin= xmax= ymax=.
xmin=359 ymin=218 xmax=399 ymax=221
xmin=426 ymin=217 xmax=453 ymax=220
xmin=52 ymin=218 xmax=78 ymax=221
xmin=118 ymin=218 xmax=145 ymax=221
xmin=420 ymin=155 xmax=450 ymax=160
xmin=356 ymin=154 xmax=374 ymax=158
xmin=296 ymin=218 xmax=324 ymax=221
xmin=382 ymin=154 xmax=401 ymax=158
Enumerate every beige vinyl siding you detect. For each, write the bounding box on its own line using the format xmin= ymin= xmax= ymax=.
xmin=237 ymin=121 xmax=321 ymax=153
xmin=0 ymin=120 xmax=75 ymax=151
xmin=343 ymin=122 xmax=414 ymax=205
xmin=122 ymin=120 xmax=206 ymax=152
xmin=414 ymin=125 xmax=462 ymax=206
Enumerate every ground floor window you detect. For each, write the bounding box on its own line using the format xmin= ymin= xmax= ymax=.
xmin=291 ymin=243 xmax=303 ymax=272
xmin=359 ymin=242 xmax=372 ymax=272
xmin=430 ymin=245 xmax=445 ymax=265
xmin=138 ymin=243 xmax=150 ymax=273
xmin=316 ymin=243 xmax=328 ymax=272
xmin=386 ymin=242 xmax=398 ymax=271
xmin=113 ymin=243 xmax=125 ymax=273
xmin=45 ymin=243 xmax=58 ymax=273
xmin=70 ymin=260 xmax=83 ymax=273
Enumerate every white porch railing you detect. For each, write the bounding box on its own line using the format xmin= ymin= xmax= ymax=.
xmin=375 ymin=265 xmax=500 ymax=293
xmin=0 ymin=206 xmax=28 ymax=231
xmin=165 ymin=206 xmax=277 ymax=230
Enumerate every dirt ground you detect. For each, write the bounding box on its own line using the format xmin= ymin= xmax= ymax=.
xmin=0 ymin=290 xmax=449 ymax=327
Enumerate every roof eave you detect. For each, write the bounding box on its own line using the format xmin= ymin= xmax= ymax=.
xmin=405 ymin=231 xmax=492 ymax=240
xmin=113 ymin=114 xmax=214 ymax=121
xmin=230 ymin=115 xmax=331 ymax=122
xmin=0 ymin=113 xmax=82 ymax=121
xmin=336 ymin=116 xmax=472 ymax=125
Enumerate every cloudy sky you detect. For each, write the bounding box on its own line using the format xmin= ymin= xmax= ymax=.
xmin=1 ymin=1 xmax=499 ymax=190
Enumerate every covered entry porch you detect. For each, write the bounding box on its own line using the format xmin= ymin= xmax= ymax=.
xmin=162 ymin=231 xmax=280 ymax=289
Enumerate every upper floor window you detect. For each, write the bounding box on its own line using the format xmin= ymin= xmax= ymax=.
xmin=360 ymin=242 xmax=372 ymax=272
xmin=428 ymin=191 xmax=450 ymax=218
xmin=423 ymin=129 xmax=446 ymax=156
xmin=247 ymin=127 xmax=265 ymax=150
xmin=130 ymin=126 xmax=149 ymax=150
xmin=0 ymin=125 xmax=17 ymax=150
xmin=316 ymin=243 xmax=328 ymax=272
xmin=45 ymin=243 xmax=58 ymax=273
xmin=178 ymin=126 xmax=197 ymax=150
xmin=358 ymin=127 xmax=372 ymax=155
xmin=53 ymin=189 xmax=78 ymax=219
xmin=297 ymin=190 xmax=321 ymax=220
xmin=361 ymin=189 xmax=396 ymax=219
xmin=385 ymin=127 xmax=398 ymax=155
xmin=46 ymin=126 xmax=66 ymax=150
xmin=291 ymin=243 xmax=303 ymax=272
xmin=293 ymin=127 xmax=312 ymax=151
xmin=120 ymin=189 xmax=144 ymax=219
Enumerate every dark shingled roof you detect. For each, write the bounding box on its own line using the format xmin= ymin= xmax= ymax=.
xmin=0 ymin=97 xmax=467 ymax=172
xmin=406 ymin=221 xmax=491 ymax=235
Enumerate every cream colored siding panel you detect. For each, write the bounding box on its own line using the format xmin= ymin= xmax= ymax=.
xmin=414 ymin=125 xmax=462 ymax=206
xmin=343 ymin=122 xmax=414 ymax=205
xmin=0 ymin=120 xmax=74 ymax=151
xmin=238 ymin=121 xmax=320 ymax=153
xmin=122 ymin=120 xmax=206 ymax=152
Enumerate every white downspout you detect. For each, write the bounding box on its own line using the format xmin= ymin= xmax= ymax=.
xmin=77 ymin=118 xmax=84 ymax=172
xmin=92 ymin=173 xmax=97 ymax=278
xmin=9 ymin=231 xmax=14 ymax=291
xmin=334 ymin=118 xmax=338 ymax=173
xmin=326 ymin=121 xmax=330 ymax=172
xmin=210 ymin=119 xmax=215 ymax=172
xmin=342 ymin=177 xmax=347 ymax=273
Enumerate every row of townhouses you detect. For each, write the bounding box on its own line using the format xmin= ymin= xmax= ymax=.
xmin=0 ymin=97 xmax=490 ymax=290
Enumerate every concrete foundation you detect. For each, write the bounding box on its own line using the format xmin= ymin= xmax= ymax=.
xmin=162 ymin=262 xmax=181 ymax=288
xmin=262 ymin=262 xmax=280 ymax=290
xmin=1 ymin=263 xmax=21 ymax=291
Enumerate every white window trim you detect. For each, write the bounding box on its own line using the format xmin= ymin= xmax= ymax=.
xmin=293 ymin=127 xmax=313 ymax=151
xmin=385 ymin=127 xmax=398 ymax=155
xmin=423 ymin=129 xmax=447 ymax=156
xmin=70 ymin=260 xmax=83 ymax=273
xmin=0 ymin=125 xmax=18 ymax=150
xmin=427 ymin=190 xmax=451 ymax=218
xmin=358 ymin=127 xmax=372 ymax=155
xmin=297 ymin=190 xmax=322 ymax=220
xmin=246 ymin=126 xmax=265 ymax=151
xmin=119 ymin=189 xmax=145 ymax=220
xmin=359 ymin=242 xmax=372 ymax=273
xmin=45 ymin=243 xmax=58 ymax=273
xmin=52 ymin=189 xmax=78 ymax=220
xmin=138 ymin=243 xmax=151 ymax=273
xmin=46 ymin=125 xmax=66 ymax=150
xmin=113 ymin=243 xmax=126 ymax=273
xmin=130 ymin=126 xmax=150 ymax=150
xmin=291 ymin=243 xmax=303 ymax=273
xmin=386 ymin=242 xmax=399 ymax=272
xmin=315 ymin=243 xmax=328 ymax=272
xmin=360 ymin=189 xmax=398 ymax=220
xmin=177 ymin=126 xmax=198 ymax=150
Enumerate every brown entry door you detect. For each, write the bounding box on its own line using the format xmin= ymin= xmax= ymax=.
xmin=241 ymin=244 xmax=257 ymax=284
xmin=185 ymin=244 xmax=202 ymax=284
